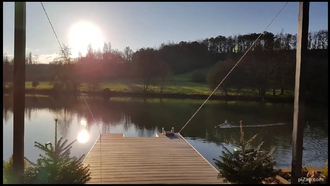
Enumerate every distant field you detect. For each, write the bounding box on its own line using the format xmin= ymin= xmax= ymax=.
xmin=4 ymin=66 xmax=293 ymax=97
xmin=169 ymin=66 xmax=212 ymax=82
xmin=5 ymin=80 xmax=292 ymax=97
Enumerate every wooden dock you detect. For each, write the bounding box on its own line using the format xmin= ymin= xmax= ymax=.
xmin=83 ymin=133 xmax=225 ymax=184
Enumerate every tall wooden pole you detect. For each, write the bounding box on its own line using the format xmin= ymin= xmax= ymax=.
xmin=13 ymin=2 xmax=26 ymax=183
xmin=291 ymin=2 xmax=309 ymax=184
xmin=55 ymin=119 xmax=58 ymax=148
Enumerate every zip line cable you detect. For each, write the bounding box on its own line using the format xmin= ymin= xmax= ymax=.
xmin=41 ymin=3 xmax=99 ymax=132
xmin=178 ymin=2 xmax=289 ymax=134
xmin=41 ymin=1 xmax=288 ymax=176
xmin=40 ymin=2 xmax=102 ymax=182
xmin=40 ymin=2 xmax=66 ymax=59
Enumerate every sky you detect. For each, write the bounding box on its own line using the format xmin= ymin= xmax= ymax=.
xmin=3 ymin=2 xmax=328 ymax=64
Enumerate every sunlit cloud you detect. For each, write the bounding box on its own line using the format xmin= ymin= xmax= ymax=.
xmin=77 ymin=129 xmax=89 ymax=144
xmin=38 ymin=53 xmax=58 ymax=64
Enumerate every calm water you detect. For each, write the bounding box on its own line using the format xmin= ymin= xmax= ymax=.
xmin=3 ymin=95 xmax=328 ymax=169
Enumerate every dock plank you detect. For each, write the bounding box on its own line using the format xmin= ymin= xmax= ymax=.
xmin=83 ymin=133 xmax=225 ymax=184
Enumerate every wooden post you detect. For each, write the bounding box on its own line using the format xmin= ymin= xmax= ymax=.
xmin=291 ymin=2 xmax=309 ymax=184
xmin=55 ymin=119 xmax=58 ymax=148
xmin=13 ymin=2 xmax=26 ymax=183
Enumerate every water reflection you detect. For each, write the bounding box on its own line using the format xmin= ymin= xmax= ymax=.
xmin=77 ymin=129 xmax=89 ymax=143
xmin=2 ymin=95 xmax=328 ymax=168
xmin=80 ymin=118 xmax=87 ymax=126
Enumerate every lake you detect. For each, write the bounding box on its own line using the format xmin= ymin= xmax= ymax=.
xmin=3 ymin=95 xmax=328 ymax=169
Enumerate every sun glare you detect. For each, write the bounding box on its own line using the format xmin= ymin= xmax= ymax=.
xmin=77 ymin=129 xmax=90 ymax=143
xmin=80 ymin=118 xmax=87 ymax=126
xmin=69 ymin=21 xmax=104 ymax=58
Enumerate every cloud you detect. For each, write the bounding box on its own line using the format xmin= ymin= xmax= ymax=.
xmin=38 ymin=53 xmax=59 ymax=64
xmin=3 ymin=53 xmax=59 ymax=64
xmin=3 ymin=53 xmax=14 ymax=60
xmin=34 ymin=49 xmax=40 ymax=52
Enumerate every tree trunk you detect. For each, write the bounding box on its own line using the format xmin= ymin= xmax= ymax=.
xmin=222 ymin=86 xmax=228 ymax=97
xmin=273 ymin=88 xmax=276 ymax=96
xmin=280 ymin=87 xmax=284 ymax=95
xmin=259 ymin=89 xmax=266 ymax=102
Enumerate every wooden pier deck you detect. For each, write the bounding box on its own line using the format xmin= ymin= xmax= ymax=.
xmin=83 ymin=133 xmax=225 ymax=184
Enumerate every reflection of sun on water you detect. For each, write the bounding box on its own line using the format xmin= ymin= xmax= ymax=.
xmin=77 ymin=130 xmax=89 ymax=143
xmin=80 ymin=119 xmax=87 ymax=126
xmin=69 ymin=21 xmax=104 ymax=58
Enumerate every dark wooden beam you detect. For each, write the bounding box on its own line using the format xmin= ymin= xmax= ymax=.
xmin=13 ymin=2 xmax=26 ymax=183
xmin=291 ymin=2 xmax=309 ymax=184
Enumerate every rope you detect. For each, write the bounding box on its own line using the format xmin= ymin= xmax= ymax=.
xmin=79 ymin=87 xmax=103 ymax=183
xmin=41 ymin=2 xmax=289 ymax=181
xmin=178 ymin=2 xmax=289 ymax=134
xmin=40 ymin=3 xmax=102 ymax=182
xmin=40 ymin=2 xmax=67 ymax=60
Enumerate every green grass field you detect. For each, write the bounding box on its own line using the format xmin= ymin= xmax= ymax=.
xmin=4 ymin=66 xmax=293 ymax=97
xmin=169 ymin=66 xmax=212 ymax=82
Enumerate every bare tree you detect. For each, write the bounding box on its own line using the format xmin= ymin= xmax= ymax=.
xmin=28 ymin=52 xmax=33 ymax=64
xmin=94 ymin=48 xmax=103 ymax=60
xmin=86 ymin=43 xmax=94 ymax=59
xmin=52 ymin=45 xmax=72 ymax=65
xmin=33 ymin=53 xmax=39 ymax=64
xmin=157 ymin=60 xmax=172 ymax=94
xmin=123 ymin=46 xmax=133 ymax=62
xmin=3 ymin=53 xmax=10 ymax=88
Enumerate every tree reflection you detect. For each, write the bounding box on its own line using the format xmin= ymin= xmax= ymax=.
xmin=3 ymin=95 xmax=13 ymax=123
xmin=2 ymin=95 xmax=328 ymax=151
xmin=53 ymin=108 xmax=75 ymax=139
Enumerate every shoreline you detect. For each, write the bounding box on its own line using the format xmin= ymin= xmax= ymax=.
xmin=2 ymin=88 xmax=294 ymax=102
xmin=3 ymin=88 xmax=327 ymax=107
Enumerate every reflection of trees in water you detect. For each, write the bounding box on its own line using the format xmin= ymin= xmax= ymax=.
xmin=101 ymin=113 xmax=133 ymax=134
xmin=77 ymin=99 xmax=127 ymax=134
xmin=202 ymin=125 xmax=294 ymax=166
xmin=53 ymin=108 xmax=75 ymax=139
xmin=26 ymin=96 xmax=39 ymax=121
xmin=122 ymin=115 xmax=132 ymax=131
xmin=136 ymin=127 xmax=158 ymax=137
xmin=3 ymin=95 xmax=328 ymax=145
xmin=136 ymin=127 xmax=146 ymax=136
xmin=3 ymin=95 xmax=13 ymax=123
xmin=304 ymin=122 xmax=328 ymax=140
xmin=25 ymin=108 xmax=32 ymax=121
xmin=210 ymin=102 xmax=294 ymax=126
xmin=3 ymin=107 xmax=12 ymax=123
xmin=3 ymin=95 xmax=328 ymax=168
xmin=72 ymin=98 xmax=164 ymax=135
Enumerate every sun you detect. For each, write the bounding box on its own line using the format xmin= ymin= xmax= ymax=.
xmin=68 ymin=21 xmax=104 ymax=58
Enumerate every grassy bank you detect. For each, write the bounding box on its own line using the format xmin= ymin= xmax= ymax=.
xmin=3 ymin=66 xmax=295 ymax=99
xmin=4 ymin=79 xmax=294 ymax=97
xmin=3 ymin=66 xmax=293 ymax=97
xmin=13 ymin=78 xmax=328 ymax=105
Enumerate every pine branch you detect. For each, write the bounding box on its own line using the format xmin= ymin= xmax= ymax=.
xmin=213 ymin=120 xmax=278 ymax=184
xmin=23 ymin=138 xmax=91 ymax=184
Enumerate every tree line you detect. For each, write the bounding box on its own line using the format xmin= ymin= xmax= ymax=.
xmin=3 ymin=29 xmax=328 ymax=104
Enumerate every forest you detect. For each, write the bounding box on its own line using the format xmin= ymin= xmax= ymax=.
xmin=3 ymin=29 xmax=328 ymax=106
